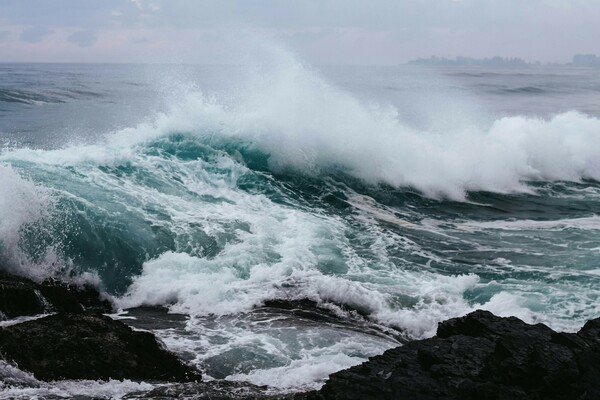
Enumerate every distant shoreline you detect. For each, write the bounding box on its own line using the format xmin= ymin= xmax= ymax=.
xmin=408 ymin=54 xmax=600 ymax=68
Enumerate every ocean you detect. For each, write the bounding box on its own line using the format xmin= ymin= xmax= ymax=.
xmin=1 ymin=54 xmax=600 ymax=397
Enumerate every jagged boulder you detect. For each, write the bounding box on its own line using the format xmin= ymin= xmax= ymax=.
xmin=0 ymin=272 xmax=46 ymax=318
xmin=304 ymin=310 xmax=600 ymax=400
xmin=0 ymin=313 xmax=201 ymax=382
xmin=40 ymin=278 xmax=113 ymax=314
xmin=0 ymin=271 xmax=112 ymax=319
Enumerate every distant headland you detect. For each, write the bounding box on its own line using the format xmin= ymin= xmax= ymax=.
xmin=407 ymin=54 xmax=600 ymax=68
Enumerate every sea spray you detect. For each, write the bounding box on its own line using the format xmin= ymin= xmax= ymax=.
xmin=3 ymin=54 xmax=600 ymax=199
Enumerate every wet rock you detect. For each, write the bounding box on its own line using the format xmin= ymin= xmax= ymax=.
xmin=0 ymin=272 xmax=46 ymax=318
xmin=0 ymin=271 xmax=112 ymax=319
xmin=303 ymin=310 xmax=600 ymax=400
xmin=40 ymin=278 xmax=113 ymax=314
xmin=0 ymin=313 xmax=201 ymax=382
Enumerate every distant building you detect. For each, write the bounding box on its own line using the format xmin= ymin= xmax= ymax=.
xmin=572 ymin=54 xmax=600 ymax=67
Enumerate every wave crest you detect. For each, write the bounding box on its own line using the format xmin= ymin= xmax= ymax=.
xmin=8 ymin=54 xmax=600 ymax=201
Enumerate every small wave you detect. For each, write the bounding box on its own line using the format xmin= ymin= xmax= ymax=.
xmin=0 ymin=89 xmax=64 ymax=105
xmin=447 ymin=71 xmax=500 ymax=78
xmin=499 ymin=86 xmax=547 ymax=94
xmin=51 ymin=88 xmax=104 ymax=100
xmin=455 ymin=215 xmax=600 ymax=231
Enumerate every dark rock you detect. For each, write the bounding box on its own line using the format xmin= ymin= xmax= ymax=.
xmin=0 ymin=272 xmax=47 ymax=318
xmin=0 ymin=313 xmax=201 ymax=382
xmin=0 ymin=271 xmax=113 ymax=319
xmin=302 ymin=310 xmax=600 ymax=400
xmin=578 ymin=318 xmax=600 ymax=341
xmin=40 ymin=278 xmax=113 ymax=314
xmin=38 ymin=283 xmax=84 ymax=313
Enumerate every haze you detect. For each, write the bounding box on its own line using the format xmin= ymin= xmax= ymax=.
xmin=0 ymin=0 xmax=598 ymax=64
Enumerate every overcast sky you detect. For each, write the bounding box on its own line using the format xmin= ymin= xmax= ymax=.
xmin=0 ymin=0 xmax=598 ymax=64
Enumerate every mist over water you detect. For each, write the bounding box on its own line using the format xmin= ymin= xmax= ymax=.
xmin=1 ymin=47 xmax=600 ymax=392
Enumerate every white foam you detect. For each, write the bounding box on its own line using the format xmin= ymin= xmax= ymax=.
xmin=346 ymin=192 xmax=417 ymax=228
xmin=119 ymin=247 xmax=483 ymax=337
xmin=456 ymin=215 xmax=600 ymax=231
xmin=478 ymin=292 xmax=538 ymax=323
xmin=0 ymin=165 xmax=49 ymax=252
xmin=0 ymin=313 xmax=53 ymax=328
xmin=0 ymin=376 xmax=157 ymax=400
xmin=0 ymin=360 xmax=39 ymax=388
xmin=227 ymin=351 xmax=366 ymax=391
xmin=1 ymin=360 xmax=156 ymax=399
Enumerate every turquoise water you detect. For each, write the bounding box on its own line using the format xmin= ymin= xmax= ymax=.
xmin=1 ymin=58 xmax=600 ymax=391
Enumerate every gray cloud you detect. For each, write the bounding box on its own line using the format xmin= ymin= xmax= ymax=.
xmin=67 ymin=30 xmax=97 ymax=47
xmin=20 ymin=26 xmax=51 ymax=43
xmin=0 ymin=31 xmax=10 ymax=41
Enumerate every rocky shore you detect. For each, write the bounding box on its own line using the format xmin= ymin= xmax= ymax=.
xmin=2 ymin=270 xmax=600 ymax=399
xmin=301 ymin=310 xmax=600 ymax=400
xmin=0 ymin=271 xmax=200 ymax=383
